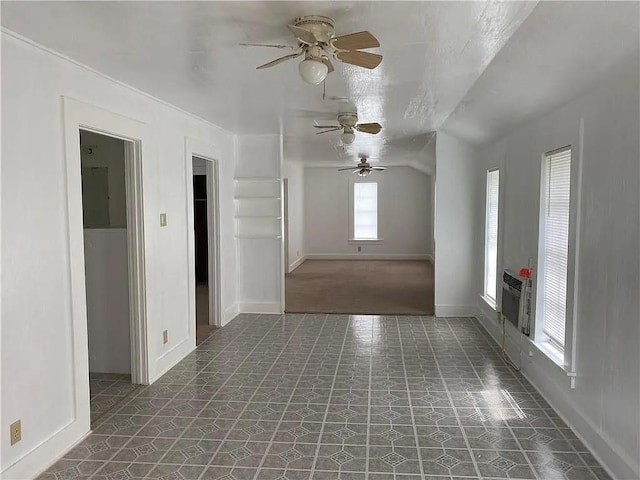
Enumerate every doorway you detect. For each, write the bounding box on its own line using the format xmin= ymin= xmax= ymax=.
xmin=80 ymin=130 xmax=140 ymax=426
xmin=192 ymin=156 xmax=218 ymax=344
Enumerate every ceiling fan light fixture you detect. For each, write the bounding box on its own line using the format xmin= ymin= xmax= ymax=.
xmin=298 ymin=58 xmax=329 ymax=85
xmin=341 ymin=130 xmax=356 ymax=144
xmin=358 ymin=169 xmax=371 ymax=177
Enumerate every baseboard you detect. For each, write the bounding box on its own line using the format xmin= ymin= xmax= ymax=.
xmin=1 ymin=418 xmax=90 ymax=479
xmin=426 ymin=254 xmax=434 ymax=263
xmin=475 ymin=302 xmax=637 ymax=480
xmin=434 ymin=304 xmax=478 ymax=317
xmin=288 ymin=256 xmax=306 ymax=272
xmin=223 ymin=303 xmax=239 ymax=326
xmin=305 ymin=253 xmax=431 ymax=261
xmin=151 ymin=335 xmax=195 ymax=384
xmin=238 ymin=302 xmax=283 ymax=314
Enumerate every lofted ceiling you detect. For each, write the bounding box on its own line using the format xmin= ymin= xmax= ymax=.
xmin=2 ymin=2 xmax=637 ymax=168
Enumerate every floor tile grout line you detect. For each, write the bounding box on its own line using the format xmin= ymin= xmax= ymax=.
xmin=309 ymin=314 xmax=353 ymax=476
xmin=394 ymin=315 xmax=427 ymax=479
xmin=364 ymin=316 xmax=374 ymax=480
xmin=193 ymin=313 xmax=311 ymax=479
xmin=250 ymin=313 xmax=330 ymax=479
xmin=444 ymin=317 xmax=541 ymax=480
xmin=86 ymin=316 xmax=263 ymax=478
xmin=418 ymin=315 xmax=482 ymax=478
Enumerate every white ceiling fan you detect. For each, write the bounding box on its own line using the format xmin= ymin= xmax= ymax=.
xmin=314 ymin=112 xmax=382 ymax=145
xmin=241 ymin=15 xmax=383 ymax=85
xmin=338 ymin=157 xmax=387 ymax=176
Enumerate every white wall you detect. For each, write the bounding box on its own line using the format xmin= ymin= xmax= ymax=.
xmin=1 ymin=32 xmax=237 ymax=478
xmin=84 ymin=229 xmax=131 ymax=374
xmin=283 ymin=160 xmax=305 ymax=270
xmin=474 ymin=59 xmax=640 ymax=479
xmin=434 ymin=132 xmax=481 ymax=316
xmin=304 ymin=166 xmax=433 ymax=258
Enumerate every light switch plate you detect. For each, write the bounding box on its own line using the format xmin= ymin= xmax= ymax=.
xmin=160 ymin=213 xmax=167 ymax=227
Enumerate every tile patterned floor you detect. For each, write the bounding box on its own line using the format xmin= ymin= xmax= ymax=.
xmin=40 ymin=314 xmax=611 ymax=480
xmin=90 ymin=373 xmax=139 ymax=427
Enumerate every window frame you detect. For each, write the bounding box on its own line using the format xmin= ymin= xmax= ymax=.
xmin=534 ymin=144 xmax=578 ymax=367
xmin=348 ymin=176 xmax=383 ymax=243
xmin=483 ymin=168 xmax=500 ymax=307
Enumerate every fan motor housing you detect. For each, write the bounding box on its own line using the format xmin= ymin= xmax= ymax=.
xmin=293 ymin=15 xmax=336 ymax=43
xmin=337 ymin=112 xmax=358 ymax=128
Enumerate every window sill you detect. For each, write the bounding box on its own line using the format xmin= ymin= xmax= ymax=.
xmin=348 ymin=239 xmax=384 ymax=244
xmin=533 ymin=339 xmax=564 ymax=369
xmin=480 ymin=295 xmax=498 ymax=312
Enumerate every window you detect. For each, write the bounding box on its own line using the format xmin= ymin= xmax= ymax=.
xmin=537 ymin=147 xmax=572 ymax=351
xmin=353 ymin=182 xmax=378 ymax=240
xmin=484 ymin=169 xmax=500 ymax=304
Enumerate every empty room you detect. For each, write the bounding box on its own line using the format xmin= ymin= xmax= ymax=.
xmin=1 ymin=2 xmax=639 ymax=480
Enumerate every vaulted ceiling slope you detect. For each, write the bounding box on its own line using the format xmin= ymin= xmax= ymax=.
xmin=2 ymin=2 xmax=637 ymax=166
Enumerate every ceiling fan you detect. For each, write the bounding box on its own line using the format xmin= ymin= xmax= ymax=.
xmin=338 ymin=158 xmax=387 ymax=176
xmin=241 ymin=15 xmax=383 ymax=85
xmin=315 ymin=112 xmax=382 ymax=145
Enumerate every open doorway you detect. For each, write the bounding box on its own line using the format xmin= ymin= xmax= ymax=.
xmin=192 ymin=157 xmax=218 ymax=344
xmin=80 ymin=130 xmax=140 ymax=426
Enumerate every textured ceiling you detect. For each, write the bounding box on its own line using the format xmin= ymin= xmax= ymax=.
xmin=2 ymin=2 xmax=637 ymax=167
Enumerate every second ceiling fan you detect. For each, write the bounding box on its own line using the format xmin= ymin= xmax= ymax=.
xmin=241 ymin=15 xmax=383 ymax=85
xmin=314 ymin=112 xmax=382 ymax=145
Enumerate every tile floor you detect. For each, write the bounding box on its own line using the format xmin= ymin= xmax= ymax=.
xmin=90 ymin=373 xmax=139 ymax=427
xmin=40 ymin=314 xmax=610 ymax=480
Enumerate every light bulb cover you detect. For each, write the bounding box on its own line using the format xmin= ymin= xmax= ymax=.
xmin=358 ymin=169 xmax=371 ymax=177
xmin=341 ymin=131 xmax=356 ymax=144
xmin=298 ymin=58 xmax=329 ymax=85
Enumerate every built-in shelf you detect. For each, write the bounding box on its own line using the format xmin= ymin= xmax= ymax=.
xmin=234 ymin=196 xmax=281 ymax=200
xmin=236 ymin=234 xmax=282 ymax=239
xmin=234 ymin=177 xmax=280 ymax=181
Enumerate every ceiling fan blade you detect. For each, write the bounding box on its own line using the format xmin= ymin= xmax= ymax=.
xmin=287 ymin=24 xmax=319 ymax=45
xmin=355 ymin=122 xmax=382 ymax=134
xmin=331 ymin=31 xmax=380 ymax=50
xmin=256 ymin=51 xmax=303 ymax=69
xmin=316 ymin=128 xmax=342 ymax=135
xmin=313 ymin=125 xmax=340 ymax=129
xmin=321 ymin=56 xmax=335 ymax=74
xmin=337 ymin=167 xmax=358 ymax=171
xmin=335 ymin=50 xmax=383 ymax=69
xmin=239 ymin=43 xmax=297 ymax=50
xmin=372 ymin=167 xmax=387 ymax=170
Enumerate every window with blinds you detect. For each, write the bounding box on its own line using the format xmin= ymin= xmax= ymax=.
xmin=484 ymin=170 xmax=500 ymax=304
xmin=538 ymin=147 xmax=572 ymax=350
xmin=353 ymin=182 xmax=378 ymax=240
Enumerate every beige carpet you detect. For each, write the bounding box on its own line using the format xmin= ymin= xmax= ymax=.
xmin=285 ymin=259 xmax=434 ymax=315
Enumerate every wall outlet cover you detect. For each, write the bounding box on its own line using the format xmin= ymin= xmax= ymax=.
xmin=160 ymin=213 xmax=167 ymax=227
xmin=163 ymin=330 xmax=168 ymax=344
xmin=10 ymin=420 xmax=21 ymax=445
xmin=357 ymin=246 xmax=362 ymax=252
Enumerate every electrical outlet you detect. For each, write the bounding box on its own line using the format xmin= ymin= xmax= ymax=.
xmin=163 ymin=330 xmax=168 ymax=344
xmin=10 ymin=420 xmax=21 ymax=446
xmin=357 ymin=246 xmax=362 ymax=252
xmin=296 ymin=250 xmax=300 ymax=257
xmin=160 ymin=213 xmax=167 ymax=227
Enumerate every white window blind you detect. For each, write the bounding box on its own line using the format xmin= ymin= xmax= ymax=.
xmin=354 ymin=182 xmax=378 ymax=240
xmin=540 ymin=147 xmax=572 ymax=349
xmin=484 ymin=170 xmax=500 ymax=303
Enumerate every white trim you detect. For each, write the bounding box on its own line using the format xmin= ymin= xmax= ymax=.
xmin=475 ymin=309 xmax=635 ymax=480
xmin=348 ymin=238 xmax=384 ymax=244
xmin=305 ymin=254 xmax=431 ymax=261
xmin=288 ymin=255 xmax=307 ymax=272
xmin=238 ymin=302 xmax=283 ymax=314
xmin=224 ymin=304 xmax=240 ymax=325
xmin=150 ymin=335 xmax=194 ymax=384
xmin=434 ymin=305 xmax=478 ymax=317
xmin=185 ymin=137 xmax=223 ymax=330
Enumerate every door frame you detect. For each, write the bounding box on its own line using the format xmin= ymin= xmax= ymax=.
xmin=185 ymin=138 xmax=222 ymax=330
xmin=63 ymin=97 xmax=150 ymax=429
